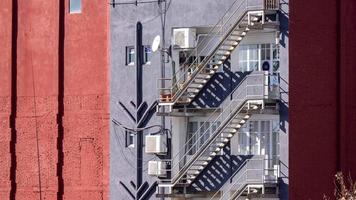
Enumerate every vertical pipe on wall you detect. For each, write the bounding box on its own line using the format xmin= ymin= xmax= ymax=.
xmin=159 ymin=2 xmax=166 ymax=197
xmin=335 ymin=0 xmax=341 ymax=173
xmin=9 ymin=0 xmax=18 ymax=199
xmin=135 ymin=21 xmax=144 ymax=199
xmin=57 ymin=0 xmax=65 ymax=199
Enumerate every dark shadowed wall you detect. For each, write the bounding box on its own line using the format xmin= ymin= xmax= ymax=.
xmin=290 ymin=0 xmax=356 ymax=199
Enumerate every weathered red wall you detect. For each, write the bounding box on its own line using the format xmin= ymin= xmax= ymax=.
xmin=0 ymin=0 xmax=109 ymax=199
xmin=290 ymin=0 xmax=356 ymax=199
xmin=0 ymin=0 xmax=12 ymax=199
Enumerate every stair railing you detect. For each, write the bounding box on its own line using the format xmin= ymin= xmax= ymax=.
xmin=158 ymin=0 xmax=272 ymax=103
xmin=210 ymin=156 xmax=279 ymax=200
xmin=159 ymin=72 xmax=273 ymax=186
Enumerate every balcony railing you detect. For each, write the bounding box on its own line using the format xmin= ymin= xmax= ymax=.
xmin=159 ymin=72 xmax=279 ymax=186
xmin=157 ymin=0 xmax=280 ymax=105
xmin=210 ymin=156 xmax=279 ymax=200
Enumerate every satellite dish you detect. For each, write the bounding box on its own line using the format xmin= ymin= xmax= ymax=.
xmin=152 ymin=35 xmax=161 ymax=53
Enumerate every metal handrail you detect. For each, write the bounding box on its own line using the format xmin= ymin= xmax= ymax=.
xmin=164 ymin=72 xmax=258 ymax=166
xmin=160 ymin=0 xmax=258 ymax=100
xmin=159 ymin=72 xmax=274 ymax=185
xmin=158 ymin=72 xmax=253 ymax=165
xmin=210 ymin=157 xmax=280 ymax=200
xmin=158 ymin=0 xmax=273 ymax=104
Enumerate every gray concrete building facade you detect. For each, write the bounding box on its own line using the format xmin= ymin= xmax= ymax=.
xmin=110 ymin=0 xmax=289 ymax=199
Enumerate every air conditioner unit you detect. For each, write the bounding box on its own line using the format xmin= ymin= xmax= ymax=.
xmin=148 ymin=161 xmax=167 ymax=177
xmin=172 ymin=28 xmax=196 ymax=49
xmin=145 ymin=135 xmax=167 ymax=155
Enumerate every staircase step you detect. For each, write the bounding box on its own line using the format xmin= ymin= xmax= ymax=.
xmin=213 ymin=54 xmax=228 ymax=61
xmin=189 ymin=165 xmax=205 ymax=170
xmin=201 ymin=68 xmax=216 ymax=74
xmin=194 ymin=76 xmax=210 ymax=80
xmin=186 ymin=170 xmax=200 ymax=176
xmin=216 ymin=50 xmax=231 ymax=55
xmin=196 ymin=74 xmax=212 ymax=79
xmin=186 ymin=94 xmax=196 ymax=99
xmin=188 ymin=84 xmax=204 ymax=89
xmin=214 ymin=142 xmax=225 ymax=147
xmin=187 ymin=88 xmax=200 ymax=93
xmin=221 ymin=133 xmax=234 ymax=138
xmin=193 ymin=79 xmax=208 ymax=84
xmin=209 ymin=58 xmax=224 ymax=63
xmin=216 ymin=138 xmax=230 ymax=143
xmin=227 ymin=124 xmax=242 ymax=129
xmin=223 ymin=40 xmax=239 ymax=46
xmin=219 ymin=46 xmax=236 ymax=51
xmin=224 ymin=128 xmax=238 ymax=133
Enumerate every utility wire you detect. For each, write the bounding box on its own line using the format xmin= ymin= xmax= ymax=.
xmin=30 ymin=51 xmax=43 ymax=200
xmin=112 ymin=125 xmax=155 ymax=170
xmin=112 ymin=118 xmax=163 ymax=134
xmin=110 ymin=0 xmax=163 ymax=6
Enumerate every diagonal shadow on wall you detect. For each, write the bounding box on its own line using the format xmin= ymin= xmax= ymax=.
xmin=186 ymin=144 xmax=252 ymax=192
xmin=189 ymin=59 xmax=251 ymax=108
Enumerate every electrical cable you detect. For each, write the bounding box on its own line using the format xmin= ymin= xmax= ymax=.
xmin=110 ymin=0 xmax=172 ymax=27
xmin=113 ymin=125 xmax=155 ymax=171
xmin=113 ymin=125 xmax=137 ymax=169
xmin=112 ymin=118 xmax=163 ymax=134
xmin=30 ymin=51 xmax=43 ymax=200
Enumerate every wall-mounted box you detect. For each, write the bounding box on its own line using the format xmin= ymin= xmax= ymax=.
xmin=145 ymin=135 xmax=168 ymax=155
xmin=147 ymin=161 xmax=167 ymax=177
xmin=172 ymin=28 xmax=196 ymax=49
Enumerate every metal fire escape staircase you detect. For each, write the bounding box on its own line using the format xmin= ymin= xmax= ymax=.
xmin=158 ymin=0 xmax=279 ymax=109
xmin=210 ymin=156 xmax=279 ymax=200
xmin=159 ymin=72 xmax=279 ymax=189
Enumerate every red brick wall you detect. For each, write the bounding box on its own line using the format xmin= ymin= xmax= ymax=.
xmin=0 ymin=1 xmax=109 ymax=199
xmin=290 ymin=0 xmax=356 ymax=199
xmin=0 ymin=0 xmax=12 ymax=199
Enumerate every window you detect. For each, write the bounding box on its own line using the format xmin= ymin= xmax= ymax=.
xmin=272 ymin=44 xmax=280 ymax=71
xmin=238 ymin=44 xmax=259 ymax=72
xmin=238 ymin=43 xmax=280 ymax=72
xmin=249 ymin=121 xmax=260 ymax=155
xmin=69 ymin=0 xmax=81 ymax=14
xmin=199 ymin=122 xmax=210 ymax=146
xmin=144 ymin=46 xmax=152 ymax=65
xmin=237 ymin=120 xmax=279 ymax=157
xmin=125 ymin=130 xmax=135 ymax=148
xmin=187 ymin=122 xmax=198 ymax=155
xmin=125 ymin=46 xmax=152 ymax=66
xmin=126 ymin=46 xmax=135 ymax=66
xmin=238 ymin=124 xmax=249 ymax=155
xmin=261 ymin=44 xmax=271 ymax=61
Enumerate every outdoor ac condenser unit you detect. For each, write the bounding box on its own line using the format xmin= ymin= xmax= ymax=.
xmin=147 ymin=161 xmax=167 ymax=177
xmin=172 ymin=28 xmax=196 ymax=49
xmin=145 ymin=134 xmax=167 ymax=155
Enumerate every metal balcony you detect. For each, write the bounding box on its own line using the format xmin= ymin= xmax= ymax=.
xmin=158 ymin=72 xmax=280 ymax=188
xmin=157 ymin=0 xmax=280 ymax=108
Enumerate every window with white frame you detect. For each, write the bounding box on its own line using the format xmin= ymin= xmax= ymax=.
xmin=261 ymin=44 xmax=271 ymax=60
xmin=125 ymin=46 xmax=152 ymax=66
xmin=272 ymin=44 xmax=280 ymax=71
xmin=199 ymin=122 xmax=210 ymax=146
xmin=238 ymin=43 xmax=280 ymax=72
xmin=187 ymin=122 xmax=198 ymax=155
xmin=237 ymin=119 xmax=279 ymax=157
xmin=125 ymin=130 xmax=135 ymax=148
xmin=144 ymin=46 xmax=152 ymax=65
xmin=126 ymin=46 xmax=135 ymax=66
xmin=69 ymin=0 xmax=81 ymax=14
xmin=238 ymin=44 xmax=259 ymax=72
